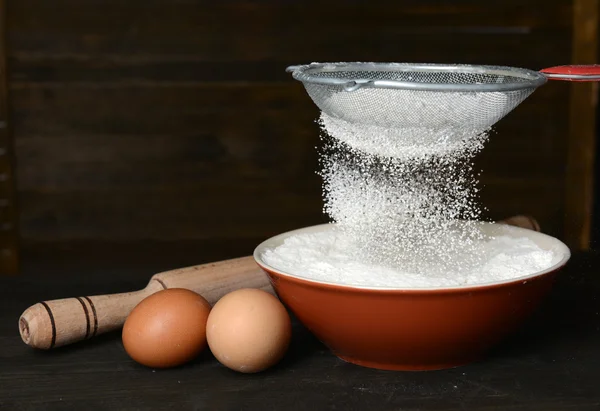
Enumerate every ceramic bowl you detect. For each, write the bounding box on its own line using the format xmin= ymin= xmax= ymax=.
xmin=253 ymin=222 xmax=570 ymax=371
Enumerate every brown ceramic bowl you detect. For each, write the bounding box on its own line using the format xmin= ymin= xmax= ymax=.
xmin=253 ymin=222 xmax=570 ymax=371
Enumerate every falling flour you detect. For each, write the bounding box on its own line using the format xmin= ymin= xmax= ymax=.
xmin=261 ymin=85 xmax=557 ymax=287
xmin=319 ymin=113 xmax=490 ymax=160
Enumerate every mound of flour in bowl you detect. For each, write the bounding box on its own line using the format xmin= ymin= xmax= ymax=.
xmin=261 ymin=227 xmax=558 ymax=288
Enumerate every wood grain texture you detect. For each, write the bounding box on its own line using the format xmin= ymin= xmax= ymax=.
xmin=564 ymin=0 xmax=599 ymax=250
xmin=3 ymin=0 xmax=592 ymax=259
xmin=0 ymin=0 xmax=18 ymax=274
xmin=2 ymin=249 xmax=600 ymax=409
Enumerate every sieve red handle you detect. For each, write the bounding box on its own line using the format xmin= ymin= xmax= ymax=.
xmin=540 ymin=65 xmax=600 ymax=81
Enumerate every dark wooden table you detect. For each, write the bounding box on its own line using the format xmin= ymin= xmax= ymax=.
xmin=1 ymin=247 xmax=600 ymax=410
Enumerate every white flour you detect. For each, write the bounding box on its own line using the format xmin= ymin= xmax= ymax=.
xmin=319 ymin=113 xmax=489 ymax=160
xmin=321 ymin=87 xmax=510 ymax=159
xmin=324 ymin=88 xmax=509 ymax=129
xmin=270 ymin=84 xmax=553 ymax=287
xmin=319 ymin=147 xmax=485 ymax=273
xmin=261 ymin=228 xmax=558 ymax=288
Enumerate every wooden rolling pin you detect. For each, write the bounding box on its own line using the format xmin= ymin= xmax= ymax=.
xmin=19 ymin=215 xmax=540 ymax=350
xmin=19 ymin=256 xmax=274 ymax=350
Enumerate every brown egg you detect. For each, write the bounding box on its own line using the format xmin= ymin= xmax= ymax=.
xmin=122 ymin=288 xmax=211 ymax=368
xmin=206 ymin=288 xmax=291 ymax=373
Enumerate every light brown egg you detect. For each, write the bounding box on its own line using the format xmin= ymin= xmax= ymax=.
xmin=122 ymin=288 xmax=211 ymax=368
xmin=206 ymin=288 xmax=291 ymax=373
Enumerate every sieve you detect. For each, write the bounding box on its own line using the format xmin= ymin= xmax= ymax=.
xmin=286 ymin=62 xmax=600 ymax=130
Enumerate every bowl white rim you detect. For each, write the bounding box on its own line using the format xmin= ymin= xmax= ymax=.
xmin=253 ymin=222 xmax=572 ymax=292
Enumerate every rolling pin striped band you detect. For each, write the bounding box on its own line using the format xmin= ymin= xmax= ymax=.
xmin=154 ymin=278 xmax=168 ymax=290
xmin=75 ymin=297 xmax=91 ymax=340
xmin=39 ymin=301 xmax=57 ymax=349
xmin=82 ymin=296 xmax=99 ymax=338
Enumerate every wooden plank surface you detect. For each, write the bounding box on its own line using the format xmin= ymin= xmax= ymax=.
xmin=1 ymin=249 xmax=600 ymax=409
xmin=8 ymin=83 xmax=570 ymax=240
xmin=0 ymin=0 xmax=18 ymax=274
xmin=4 ymin=0 xmax=586 ymax=254
xmin=564 ymin=0 xmax=599 ymax=250
xmin=8 ymin=0 xmax=572 ymax=61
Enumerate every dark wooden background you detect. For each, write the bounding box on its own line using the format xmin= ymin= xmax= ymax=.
xmin=0 ymin=0 xmax=598 ymax=274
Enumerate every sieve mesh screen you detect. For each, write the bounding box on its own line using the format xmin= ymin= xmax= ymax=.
xmin=290 ymin=63 xmax=545 ymax=131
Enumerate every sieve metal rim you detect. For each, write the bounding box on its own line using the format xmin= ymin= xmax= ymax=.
xmin=286 ymin=62 xmax=548 ymax=92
